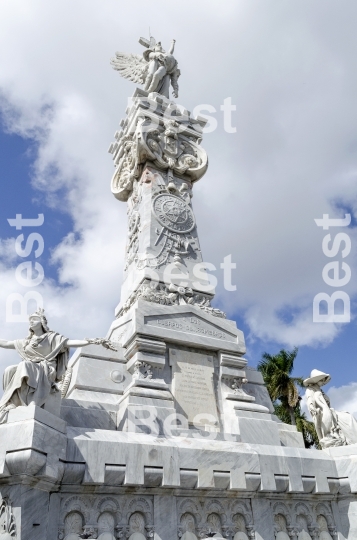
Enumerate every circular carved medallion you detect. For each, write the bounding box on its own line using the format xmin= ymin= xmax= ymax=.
xmin=110 ymin=370 xmax=124 ymax=383
xmin=152 ymin=193 xmax=195 ymax=233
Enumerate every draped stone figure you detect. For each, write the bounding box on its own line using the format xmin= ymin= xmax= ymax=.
xmin=304 ymin=369 xmax=357 ymax=448
xmin=0 ymin=308 xmax=114 ymax=424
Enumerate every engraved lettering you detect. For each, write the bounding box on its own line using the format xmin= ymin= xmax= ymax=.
xmin=145 ymin=315 xmax=234 ymax=342
xmin=171 ymin=349 xmax=219 ymax=426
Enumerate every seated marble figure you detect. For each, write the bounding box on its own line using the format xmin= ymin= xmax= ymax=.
xmin=0 ymin=308 xmax=113 ymax=423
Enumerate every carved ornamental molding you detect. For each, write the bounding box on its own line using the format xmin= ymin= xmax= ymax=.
xmin=0 ymin=497 xmax=16 ymax=538
xmin=109 ymin=94 xmax=208 ymax=202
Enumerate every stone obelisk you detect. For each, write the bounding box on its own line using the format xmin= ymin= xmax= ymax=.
xmin=0 ymin=35 xmax=355 ymax=540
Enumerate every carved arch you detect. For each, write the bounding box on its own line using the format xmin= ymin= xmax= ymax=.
xmin=127 ymin=497 xmax=152 ymax=514
xmin=206 ymin=513 xmax=222 ymax=533
xmin=180 ymin=512 xmax=197 ymax=534
xmin=128 ymin=511 xmax=146 ymax=534
xmin=93 ymin=496 xmax=121 ymax=522
xmin=177 ymin=498 xmax=203 ymax=526
xmin=204 ymin=499 xmax=227 ymax=525
xmin=64 ymin=511 xmax=84 ymax=537
xmin=124 ymin=497 xmax=154 ymax=539
xmin=272 ymin=502 xmax=292 ymax=526
xmin=232 ymin=513 xmax=247 ymax=533
xmin=294 ymin=502 xmax=313 ymax=527
xmin=316 ymin=515 xmax=329 ymax=532
xmin=61 ymin=495 xmax=91 ymax=523
xmin=98 ymin=511 xmax=116 ymax=536
xmin=230 ymin=500 xmax=254 ymax=527
xmin=315 ymin=503 xmax=334 ymax=528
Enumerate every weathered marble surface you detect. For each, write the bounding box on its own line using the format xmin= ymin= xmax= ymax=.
xmin=170 ymin=347 xmax=219 ymax=429
xmin=0 ymin=405 xmax=66 ymax=481
xmin=0 ymin=342 xmax=356 ymax=539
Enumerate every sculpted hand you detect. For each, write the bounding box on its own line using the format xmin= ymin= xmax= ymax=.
xmin=85 ymin=338 xmax=117 ymax=351
xmin=309 ymin=406 xmax=318 ymax=417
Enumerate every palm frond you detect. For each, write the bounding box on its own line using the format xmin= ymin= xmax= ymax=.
xmin=259 ymin=347 xmax=320 ymax=449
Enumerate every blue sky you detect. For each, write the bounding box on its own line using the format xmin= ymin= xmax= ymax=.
xmin=0 ymin=0 xmax=357 ymax=411
xmin=0 ymin=129 xmax=72 ymax=278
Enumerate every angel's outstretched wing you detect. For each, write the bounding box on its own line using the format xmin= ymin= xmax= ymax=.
xmin=110 ymin=52 xmax=148 ymax=85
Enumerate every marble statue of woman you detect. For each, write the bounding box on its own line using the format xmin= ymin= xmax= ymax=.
xmin=0 ymin=308 xmax=114 ymax=424
xmin=304 ymin=369 xmax=357 ymax=448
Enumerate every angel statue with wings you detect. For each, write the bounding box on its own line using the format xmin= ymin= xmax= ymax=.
xmin=0 ymin=308 xmax=116 ymax=424
xmin=111 ymin=36 xmax=180 ymax=99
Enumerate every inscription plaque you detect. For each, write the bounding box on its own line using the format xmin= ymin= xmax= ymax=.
xmin=170 ymin=348 xmax=219 ymax=427
xmin=145 ymin=314 xmax=237 ymax=343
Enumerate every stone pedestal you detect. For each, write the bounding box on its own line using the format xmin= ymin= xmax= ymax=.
xmin=0 ymin=405 xmax=66 ymax=540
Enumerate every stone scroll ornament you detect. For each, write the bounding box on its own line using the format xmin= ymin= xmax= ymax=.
xmin=304 ymin=369 xmax=357 ymax=448
xmin=111 ymin=36 xmax=180 ymax=99
xmin=0 ymin=309 xmax=117 ymax=422
xmin=110 ymin=116 xmax=208 ymax=203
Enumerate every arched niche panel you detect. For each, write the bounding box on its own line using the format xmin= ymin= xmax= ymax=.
xmin=317 ymin=515 xmax=333 ymax=540
xmin=98 ymin=510 xmax=116 ymax=540
xmin=207 ymin=513 xmax=222 ymax=535
xmin=129 ymin=512 xmax=146 ymax=536
xmin=64 ymin=511 xmax=84 ymax=539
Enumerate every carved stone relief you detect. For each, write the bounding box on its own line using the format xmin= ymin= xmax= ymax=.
xmin=132 ymin=361 xmax=153 ymax=380
xmin=59 ymin=495 xmax=154 ymax=540
xmin=118 ymin=279 xmax=225 ymax=319
xmin=177 ymin=498 xmax=254 ymax=540
xmin=179 ymin=512 xmax=197 ymax=540
xmin=130 ymin=512 xmax=145 ymax=531
xmin=56 ymin=495 xmax=340 ymax=540
xmin=222 ymin=376 xmax=255 ymax=403
xmin=232 ymin=514 xmax=249 ymax=540
xmin=97 ymin=511 xmax=116 ymax=539
xmin=152 ymin=193 xmax=195 ymax=234
xmin=316 ymin=516 xmax=333 ymax=540
xmin=271 ymin=500 xmax=337 ymax=540
xmin=59 ymin=512 xmax=83 ymax=539
xmin=122 ymin=166 xmax=200 ymax=274
xmin=125 ymin=211 xmax=141 ymax=270
xmin=0 ymin=497 xmax=16 ymax=539
xmin=109 ymin=98 xmax=208 ymax=203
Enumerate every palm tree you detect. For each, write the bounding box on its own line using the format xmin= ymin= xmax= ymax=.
xmin=274 ymin=399 xmax=320 ymax=449
xmin=258 ymin=347 xmax=320 ymax=449
xmin=257 ymin=347 xmax=303 ymax=426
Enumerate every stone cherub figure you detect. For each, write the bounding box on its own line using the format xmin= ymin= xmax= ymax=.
xmin=304 ymin=369 xmax=357 ymax=448
xmin=0 ymin=309 xmax=115 ymax=423
xmin=111 ymin=36 xmax=180 ymax=99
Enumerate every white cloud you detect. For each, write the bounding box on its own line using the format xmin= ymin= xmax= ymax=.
xmin=0 ymin=0 xmax=357 ymax=371
xmin=325 ymin=383 xmax=357 ymax=418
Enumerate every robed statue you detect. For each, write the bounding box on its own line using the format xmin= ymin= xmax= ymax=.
xmin=304 ymin=369 xmax=357 ymax=448
xmin=0 ymin=309 xmax=114 ymax=423
xmin=111 ymin=36 xmax=180 ymax=99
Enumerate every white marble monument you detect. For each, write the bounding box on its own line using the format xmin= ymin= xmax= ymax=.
xmin=0 ymin=35 xmax=357 ymax=540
